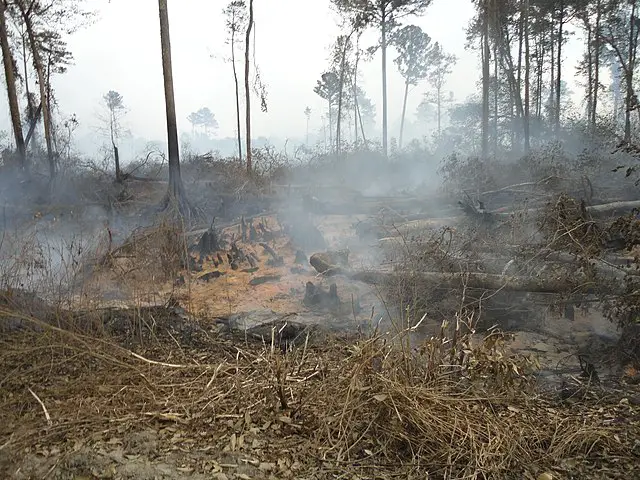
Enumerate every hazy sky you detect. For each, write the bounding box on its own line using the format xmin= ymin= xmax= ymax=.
xmin=0 ymin=0 xmax=584 ymax=147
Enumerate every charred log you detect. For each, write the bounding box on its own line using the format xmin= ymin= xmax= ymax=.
xmin=249 ymin=275 xmax=281 ymax=286
xmin=304 ymin=281 xmax=340 ymax=309
xmin=309 ymin=249 xmax=350 ymax=275
xmin=197 ymin=226 xmax=220 ymax=256
xmin=259 ymin=242 xmax=284 ymax=266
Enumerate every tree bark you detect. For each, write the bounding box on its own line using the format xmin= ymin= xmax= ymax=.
xmin=158 ymin=0 xmax=186 ymax=207
xmin=0 ymin=0 xmax=26 ymax=169
xmin=244 ymin=0 xmax=254 ymax=173
xmin=231 ymin=24 xmax=242 ymax=162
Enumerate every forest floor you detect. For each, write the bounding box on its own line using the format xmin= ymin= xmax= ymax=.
xmin=1 ymin=173 xmax=640 ymax=479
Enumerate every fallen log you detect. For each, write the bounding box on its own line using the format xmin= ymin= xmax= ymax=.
xmin=367 ymin=199 xmax=640 ymax=235
xmin=347 ymin=269 xmax=624 ymax=295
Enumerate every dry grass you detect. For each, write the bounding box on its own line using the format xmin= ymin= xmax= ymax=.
xmin=1 ymin=305 xmax=638 ymax=479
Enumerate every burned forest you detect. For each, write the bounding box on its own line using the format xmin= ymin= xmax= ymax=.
xmin=1 ymin=0 xmax=640 ymax=479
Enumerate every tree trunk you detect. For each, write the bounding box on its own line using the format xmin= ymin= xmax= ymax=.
xmin=24 ymin=102 xmax=41 ymax=148
xmin=158 ymin=0 xmax=186 ymax=208
xmin=113 ymin=142 xmax=121 ymax=183
xmin=381 ymin=7 xmax=389 ymax=157
xmin=493 ymin=39 xmax=498 ymax=156
xmin=109 ymin=109 xmax=122 ymax=183
xmin=592 ymin=0 xmax=601 ymax=131
xmin=437 ymin=85 xmax=442 ymax=136
xmin=549 ymin=24 xmax=555 ymax=126
xmin=354 ymin=42 xmax=359 ymax=146
xmin=0 ymin=1 xmax=26 ymax=169
xmin=624 ymin=1 xmax=638 ymax=143
xmin=20 ymin=6 xmax=54 ymax=181
xmin=398 ymin=81 xmax=410 ymax=149
xmin=481 ymin=2 xmax=490 ymax=159
xmin=585 ymin=24 xmax=593 ymax=121
xmin=336 ymin=33 xmax=352 ymax=157
xmin=356 ymin=94 xmax=367 ymax=146
xmin=536 ymin=34 xmax=543 ymax=120
xmin=555 ymin=1 xmax=563 ymax=136
xmin=523 ymin=0 xmax=530 ymax=153
xmin=328 ymin=97 xmax=333 ymax=152
xmin=244 ymin=0 xmax=254 ymax=173
xmin=231 ymin=27 xmax=242 ymax=162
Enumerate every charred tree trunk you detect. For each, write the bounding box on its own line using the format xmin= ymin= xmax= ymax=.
xmin=0 ymin=1 xmax=26 ymax=169
xmin=158 ymin=0 xmax=187 ymax=211
xmin=244 ymin=0 xmax=254 ymax=173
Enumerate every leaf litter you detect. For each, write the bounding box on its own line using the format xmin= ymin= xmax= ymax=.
xmin=0 ymin=304 xmax=638 ymax=479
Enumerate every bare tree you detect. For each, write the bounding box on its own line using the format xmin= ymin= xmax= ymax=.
xmin=223 ymin=0 xmax=246 ymax=162
xmin=158 ymin=0 xmax=188 ymax=212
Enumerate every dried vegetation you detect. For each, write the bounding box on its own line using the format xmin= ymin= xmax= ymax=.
xmin=1 ymin=150 xmax=640 ymax=479
xmin=0 ymin=303 xmax=639 ymax=479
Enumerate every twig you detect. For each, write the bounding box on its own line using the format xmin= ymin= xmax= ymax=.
xmin=128 ymin=351 xmax=189 ymax=368
xmin=28 ymin=387 xmax=52 ymax=426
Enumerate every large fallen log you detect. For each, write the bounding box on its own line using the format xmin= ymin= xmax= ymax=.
xmin=367 ymin=199 xmax=640 ymax=233
xmin=347 ymin=269 xmax=625 ymax=295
